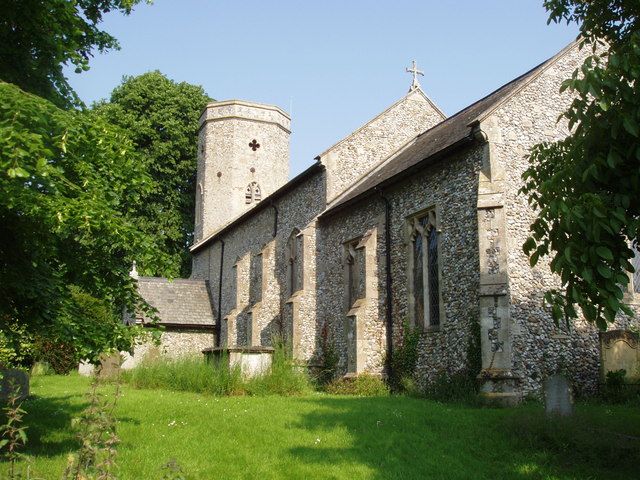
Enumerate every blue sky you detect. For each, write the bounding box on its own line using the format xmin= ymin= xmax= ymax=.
xmin=68 ymin=0 xmax=579 ymax=176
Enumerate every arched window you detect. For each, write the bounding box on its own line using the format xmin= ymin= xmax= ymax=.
xmin=287 ymin=229 xmax=301 ymax=296
xmin=195 ymin=182 xmax=203 ymax=226
xmin=245 ymin=182 xmax=262 ymax=204
xmin=411 ymin=210 xmax=440 ymax=328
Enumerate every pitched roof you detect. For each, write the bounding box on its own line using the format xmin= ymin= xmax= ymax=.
xmin=322 ymin=42 xmax=578 ymax=217
xmin=136 ymin=277 xmax=215 ymax=327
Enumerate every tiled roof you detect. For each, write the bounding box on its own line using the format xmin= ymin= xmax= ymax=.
xmin=136 ymin=277 xmax=215 ymax=326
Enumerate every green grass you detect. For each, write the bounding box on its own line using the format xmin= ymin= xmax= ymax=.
xmin=6 ymin=375 xmax=640 ymax=480
xmin=121 ymin=346 xmax=312 ymax=397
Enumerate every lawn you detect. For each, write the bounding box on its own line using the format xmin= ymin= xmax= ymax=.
xmin=7 ymin=375 xmax=640 ymax=480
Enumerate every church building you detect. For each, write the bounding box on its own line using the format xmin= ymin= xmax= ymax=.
xmin=131 ymin=41 xmax=639 ymax=403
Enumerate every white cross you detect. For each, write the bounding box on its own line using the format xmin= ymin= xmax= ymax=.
xmin=406 ymin=60 xmax=424 ymax=91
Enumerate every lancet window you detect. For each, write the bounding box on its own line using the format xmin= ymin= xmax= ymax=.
xmin=411 ymin=210 xmax=440 ymax=328
xmin=286 ymin=229 xmax=302 ymax=297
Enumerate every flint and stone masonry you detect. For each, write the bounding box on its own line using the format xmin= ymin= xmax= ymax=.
xmin=131 ymin=44 xmax=639 ymax=401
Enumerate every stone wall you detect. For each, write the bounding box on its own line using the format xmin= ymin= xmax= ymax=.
xmin=320 ymin=89 xmax=445 ymax=203
xmin=195 ymin=101 xmax=290 ymax=242
xmin=191 ymin=172 xmax=326 ymax=363
xmin=488 ymin=43 xmax=640 ymax=396
xmin=123 ymin=330 xmax=214 ymax=368
xmin=318 ymin=202 xmax=385 ymax=375
xmin=319 ymin=146 xmax=483 ymax=385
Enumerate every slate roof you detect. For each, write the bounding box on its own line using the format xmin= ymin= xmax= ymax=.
xmin=136 ymin=277 xmax=215 ymax=327
xmin=322 ymin=42 xmax=577 ymax=217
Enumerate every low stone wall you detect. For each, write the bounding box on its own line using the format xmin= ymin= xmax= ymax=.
xmin=121 ymin=329 xmax=215 ymax=369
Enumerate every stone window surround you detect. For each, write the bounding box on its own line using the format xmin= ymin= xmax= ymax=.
xmin=284 ymin=227 xmax=314 ymax=360
xmin=342 ymin=228 xmax=377 ymax=376
xmin=285 ymin=228 xmax=306 ymax=303
xmin=223 ymin=254 xmax=250 ymax=347
xmin=342 ymin=229 xmax=377 ymax=315
xmin=405 ymin=204 xmax=444 ymax=332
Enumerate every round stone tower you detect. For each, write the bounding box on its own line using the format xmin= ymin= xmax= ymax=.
xmin=194 ymin=100 xmax=291 ymax=242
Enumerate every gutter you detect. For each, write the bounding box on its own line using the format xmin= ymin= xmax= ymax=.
xmin=216 ymin=239 xmax=225 ymax=347
xmin=270 ymin=200 xmax=278 ymax=237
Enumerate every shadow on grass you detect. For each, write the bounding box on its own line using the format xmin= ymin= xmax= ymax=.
xmin=1 ymin=394 xmax=84 ymax=459
xmin=1 ymin=391 xmax=141 ymax=461
xmin=289 ymin=396 xmax=640 ymax=480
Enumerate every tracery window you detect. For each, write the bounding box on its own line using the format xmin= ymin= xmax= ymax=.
xmin=245 ymin=182 xmax=262 ymax=204
xmin=286 ymin=229 xmax=302 ymax=297
xmin=410 ymin=210 xmax=440 ymax=328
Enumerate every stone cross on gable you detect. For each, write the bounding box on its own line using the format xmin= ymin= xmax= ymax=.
xmin=406 ymin=60 xmax=424 ymax=91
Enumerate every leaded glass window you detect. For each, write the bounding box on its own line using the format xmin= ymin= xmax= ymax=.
xmin=411 ymin=211 xmax=440 ymax=328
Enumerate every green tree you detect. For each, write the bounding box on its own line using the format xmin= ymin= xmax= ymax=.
xmin=521 ymin=0 xmax=640 ymax=329
xmin=0 ymin=82 xmax=169 ymax=364
xmin=0 ymin=0 xmax=148 ymax=108
xmin=95 ymin=72 xmax=212 ymax=277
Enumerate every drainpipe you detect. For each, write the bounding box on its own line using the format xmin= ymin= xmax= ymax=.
xmin=216 ymin=239 xmax=225 ymax=347
xmin=270 ymin=200 xmax=278 ymax=237
xmin=376 ymin=187 xmax=394 ymax=380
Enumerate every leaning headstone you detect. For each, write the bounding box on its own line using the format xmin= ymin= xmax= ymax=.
xmin=544 ymin=374 xmax=574 ymax=416
xmin=97 ymin=353 xmax=122 ymax=379
xmin=0 ymin=369 xmax=30 ymax=403
xmin=600 ymin=330 xmax=640 ymax=383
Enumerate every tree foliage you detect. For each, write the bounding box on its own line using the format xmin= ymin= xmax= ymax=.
xmin=521 ymin=0 xmax=640 ymax=329
xmin=0 ymin=82 xmax=168 ymax=363
xmin=0 ymin=0 xmax=147 ymax=108
xmin=94 ymin=71 xmax=211 ymax=277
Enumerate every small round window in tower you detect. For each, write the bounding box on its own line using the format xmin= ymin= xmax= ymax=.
xmin=245 ymin=181 xmax=262 ymax=204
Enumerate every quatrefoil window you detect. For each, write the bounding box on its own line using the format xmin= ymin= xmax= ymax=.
xmin=249 ymin=139 xmax=260 ymax=151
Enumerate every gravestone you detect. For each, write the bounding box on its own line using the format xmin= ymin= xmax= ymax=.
xmin=98 ymin=353 xmax=122 ymax=379
xmin=0 ymin=369 xmax=29 ymax=403
xmin=77 ymin=353 xmax=122 ymax=378
xmin=544 ymin=374 xmax=574 ymax=416
xmin=600 ymin=330 xmax=640 ymax=383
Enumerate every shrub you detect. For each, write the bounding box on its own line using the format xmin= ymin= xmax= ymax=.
xmin=32 ymin=337 xmax=77 ymax=375
xmin=423 ymin=369 xmax=479 ymax=403
xmin=389 ymin=321 xmax=420 ymax=392
xmin=315 ymin=323 xmax=339 ymax=386
xmin=601 ymin=369 xmax=637 ymax=404
xmin=325 ymin=374 xmax=389 ymax=396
